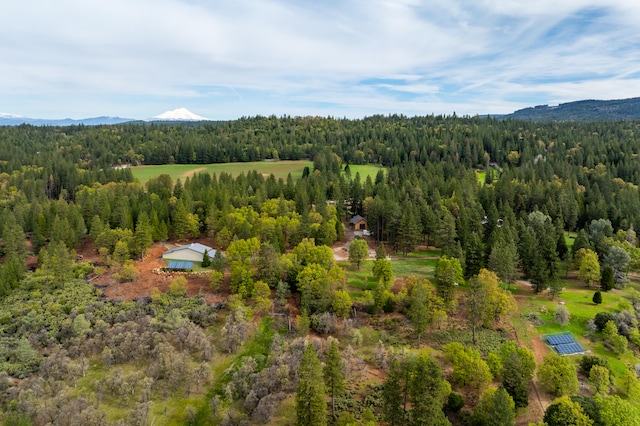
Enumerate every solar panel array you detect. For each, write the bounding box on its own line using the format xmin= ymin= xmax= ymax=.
xmin=555 ymin=343 xmax=584 ymax=355
xmin=167 ymin=261 xmax=193 ymax=270
xmin=546 ymin=334 xmax=575 ymax=345
xmin=545 ymin=333 xmax=584 ymax=355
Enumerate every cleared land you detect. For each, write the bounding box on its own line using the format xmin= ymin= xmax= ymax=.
xmin=131 ymin=160 xmax=313 ymax=185
xmin=344 ymin=164 xmax=385 ymax=181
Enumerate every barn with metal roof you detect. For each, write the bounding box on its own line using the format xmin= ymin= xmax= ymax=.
xmin=162 ymin=243 xmax=216 ymax=262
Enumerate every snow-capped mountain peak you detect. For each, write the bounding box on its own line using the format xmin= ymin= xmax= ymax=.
xmin=0 ymin=112 xmax=24 ymax=119
xmin=152 ymin=108 xmax=209 ymax=121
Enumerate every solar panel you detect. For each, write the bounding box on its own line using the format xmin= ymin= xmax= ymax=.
xmin=547 ymin=334 xmax=575 ymax=345
xmin=554 ymin=343 xmax=584 ymax=355
xmin=167 ymin=261 xmax=193 ymax=269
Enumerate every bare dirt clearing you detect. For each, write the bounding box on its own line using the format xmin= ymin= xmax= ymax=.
xmin=80 ymin=240 xmax=225 ymax=305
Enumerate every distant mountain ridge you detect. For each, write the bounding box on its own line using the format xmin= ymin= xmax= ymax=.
xmin=0 ymin=108 xmax=210 ymax=126
xmin=4 ymin=98 xmax=640 ymax=126
xmin=502 ymin=97 xmax=640 ymax=121
xmin=0 ymin=115 xmax=135 ymax=126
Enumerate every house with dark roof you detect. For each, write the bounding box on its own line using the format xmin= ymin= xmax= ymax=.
xmin=349 ymin=215 xmax=367 ymax=230
xmin=162 ymin=243 xmax=216 ymax=262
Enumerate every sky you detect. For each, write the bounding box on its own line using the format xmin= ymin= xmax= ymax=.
xmin=2 ymin=0 xmax=640 ymax=120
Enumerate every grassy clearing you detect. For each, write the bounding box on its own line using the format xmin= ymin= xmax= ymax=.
xmin=392 ymin=258 xmax=438 ymax=280
xmin=516 ymin=279 xmax=640 ymax=391
xmin=340 ymin=255 xmax=438 ymax=302
xmin=344 ymin=164 xmax=385 ymax=181
xmin=476 ymin=171 xmax=486 ymax=185
xmin=565 ymin=231 xmax=577 ymax=251
xmin=404 ymin=248 xmax=442 ymax=258
xmin=131 ymin=160 xmax=313 ymax=186
xmin=521 ymin=284 xmax=626 ymax=336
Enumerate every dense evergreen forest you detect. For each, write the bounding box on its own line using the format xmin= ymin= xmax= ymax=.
xmin=1 ymin=115 xmax=640 ymax=425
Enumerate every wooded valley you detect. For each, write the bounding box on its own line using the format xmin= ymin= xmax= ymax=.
xmin=1 ymin=115 xmax=640 ymax=425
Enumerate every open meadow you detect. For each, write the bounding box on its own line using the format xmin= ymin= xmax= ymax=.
xmin=344 ymin=164 xmax=385 ymax=181
xmin=131 ymin=160 xmax=314 ymax=185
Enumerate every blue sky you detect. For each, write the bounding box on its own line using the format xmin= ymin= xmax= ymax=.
xmin=2 ymin=0 xmax=640 ymax=120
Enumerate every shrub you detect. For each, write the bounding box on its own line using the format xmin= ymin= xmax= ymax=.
xmin=579 ymin=355 xmax=610 ymax=376
xmin=382 ymin=292 xmax=395 ymax=313
xmin=445 ymin=391 xmax=464 ymax=412
xmin=593 ymin=291 xmax=602 ymax=305
xmin=310 ymin=312 xmax=337 ymax=335
xmin=594 ymin=312 xmax=615 ymax=331
xmin=554 ymin=305 xmax=570 ymax=326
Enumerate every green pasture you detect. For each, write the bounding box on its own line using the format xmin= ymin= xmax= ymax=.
xmin=130 ymin=160 xmax=313 ymax=186
xmin=344 ymin=164 xmax=386 ymax=181
xmin=526 ymin=286 xmax=626 ymax=337
xmin=517 ymin=279 xmax=639 ymax=388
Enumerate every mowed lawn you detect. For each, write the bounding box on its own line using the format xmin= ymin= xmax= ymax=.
xmin=130 ymin=160 xmax=313 ymax=185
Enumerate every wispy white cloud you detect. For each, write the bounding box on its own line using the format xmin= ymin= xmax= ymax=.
xmin=1 ymin=0 xmax=639 ymax=118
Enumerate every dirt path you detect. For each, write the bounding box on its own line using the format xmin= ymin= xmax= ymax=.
xmin=511 ymin=280 xmax=552 ymax=425
xmin=333 ymin=223 xmax=355 ymax=261
xmin=182 ymin=166 xmax=207 ymax=179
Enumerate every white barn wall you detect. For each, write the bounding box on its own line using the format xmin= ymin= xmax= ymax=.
xmin=162 ymin=249 xmax=203 ymax=262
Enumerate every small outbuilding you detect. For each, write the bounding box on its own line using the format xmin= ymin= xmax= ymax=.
xmin=349 ymin=215 xmax=367 ymax=230
xmin=162 ymin=243 xmax=216 ymax=263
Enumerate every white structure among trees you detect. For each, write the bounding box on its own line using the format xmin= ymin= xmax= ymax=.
xmin=162 ymin=243 xmax=216 ymax=262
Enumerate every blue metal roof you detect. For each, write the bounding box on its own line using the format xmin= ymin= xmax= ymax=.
xmin=167 ymin=261 xmax=193 ymax=270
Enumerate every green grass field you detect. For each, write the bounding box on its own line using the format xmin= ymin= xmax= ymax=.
xmin=130 ymin=160 xmax=313 ymax=186
xmin=130 ymin=161 xmax=386 ymax=187
xmin=516 ymin=278 xmax=640 ymax=389
xmin=340 ymin=254 xmax=438 ymax=301
xmin=344 ymin=164 xmax=385 ymax=181
xmin=476 ymin=171 xmax=486 ymax=185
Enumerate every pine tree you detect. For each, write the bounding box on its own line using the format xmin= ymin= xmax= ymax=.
xmin=435 ymin=256 xmax=463 ymax=304
xmin=296 ymin=345 xmax=327 ymax=426
xmin=467 ymin=275 xmax=488 ymax=345
xmin=173 ymin=200 xmax=190 ymax=241
xmin=488 ymin=230 xmax=518 ymax=288
xmin=502 ymin=351 xmax=529 ymax=408
xmin=323 ymin=340 xmax=345 ymax=419
xmin=201 ymin=249 xmax=211 ymax=267
xmin=409 ymin=354 xmax=451 ymax=426
xmin=382 ymin=358 xmax=407 ymax=426
xmin=464 ymin=232 xmax=484 ymax=277
xmin=1 ymin=213 xmax=27 ymax=260
xmin=133 ymin=211 xmax=154 ymax=260
xmin=601 ymin=266 xmax=614 ymax=291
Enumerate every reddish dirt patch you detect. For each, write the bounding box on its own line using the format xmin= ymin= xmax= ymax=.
xmin=80 ymin=240 xmax=225 ymax=305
